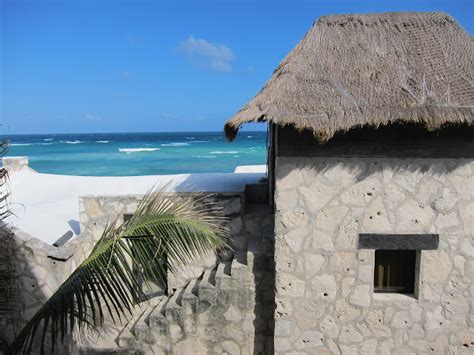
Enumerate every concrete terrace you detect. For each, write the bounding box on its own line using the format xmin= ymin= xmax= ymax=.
xmin=5 ymin=158 xmax=266 ymax=244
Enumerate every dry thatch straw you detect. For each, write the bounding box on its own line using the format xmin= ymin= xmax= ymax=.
xmin=225 ymin=12 xmax=474 ymax=142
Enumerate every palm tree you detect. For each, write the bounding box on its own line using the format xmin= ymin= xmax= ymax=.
xmin=7 ymin=188 xmax=228 ymax=354
xmin=0 ymin=137 xmax=13 ymax=352
xmin=0 ymin=138 xmax=9 ymax=222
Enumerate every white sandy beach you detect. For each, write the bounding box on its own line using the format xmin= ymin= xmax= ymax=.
xmin=6 ymin=165 xmax=266 ymax=245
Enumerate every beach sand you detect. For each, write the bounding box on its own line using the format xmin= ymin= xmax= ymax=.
xmin=6 ymin=165 xmax=266 ymax=245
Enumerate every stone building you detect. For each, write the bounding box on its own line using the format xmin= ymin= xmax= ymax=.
xmin=2 ymin=11 xmax=474 ymax=355
xmin=225 ymin=12 xmax=474 ymax=354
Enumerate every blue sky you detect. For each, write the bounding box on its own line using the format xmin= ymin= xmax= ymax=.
xmin=1 ymin=0 xmax=473 ymax=134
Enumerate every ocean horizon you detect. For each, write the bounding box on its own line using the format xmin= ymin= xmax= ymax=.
xmin=5 ymin=131 xmax=267 ymax=176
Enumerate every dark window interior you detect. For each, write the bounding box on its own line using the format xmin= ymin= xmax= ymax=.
xmin=374 ymin=250 xmax=416 ymax=294
xmin=124 ymin=213 xmax=167 ymax=298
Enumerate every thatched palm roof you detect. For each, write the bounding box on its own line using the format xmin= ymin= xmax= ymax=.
xmin=225 ymin=12 xmax=474 ymax=142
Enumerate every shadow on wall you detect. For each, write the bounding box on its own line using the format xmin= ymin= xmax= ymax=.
xmin=0 ymin=225 xmax=73 ymax=353
xmin=277 ymin=123 xmax=474 ymax=183
xmin=252 ymin=224 xmax=276 ymax=354
xmin=236 ymin=206 xmax=276 ymax=354
xmin=276 ymin=156 xmax=472 ymax=187
xmin=174 ymin=172 xmax=266 ymax=193
xmin=0 ymin=227 xmax=22 ymax=351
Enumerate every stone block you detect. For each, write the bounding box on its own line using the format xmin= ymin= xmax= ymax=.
xmin=279 ymin=209 xmax=309 ymax=230
xmin=300 ymin=182 xmax=341 ymax=215
xmin=277 ymin=273 xmax=305 ymax=298
xmin=339 ymin=325 xmax=363 ymax=343
xmin=315 ymin=206 xmax=349 ymax=234
xmin=2 ymin=156 xmax=33 ymax=172
xmin=276 ymin=189 xmax=298 ymax=211
xmin=282 ymin=228 xmax=308 ymax=254
xmin=304 ymin=253 xmax=325 ymax=278
xmin=423 ymin=250 xmax=453 ymax=283
xmin=396 ymin=199 xmax=435 ymax=232
xmin=295 ymin=330 xmax=324 ymax=349
xmin=362 ymin=197 xmax=393 ymax=232
xmin=320 ymin=315 xmax=339 ymax=339
xmin=310 ymin=274 xmax=337 ymax=301
xmin=350 ymin=285 xmax=371 ymax=308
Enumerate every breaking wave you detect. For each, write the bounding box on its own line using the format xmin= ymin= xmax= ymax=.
xmin=210 ymin=151 xmax=239 ymax=154
xmin=11 ymin=142 xmax=53 ymax=146
xmin=60 ymin=140 xmax=83 ymax=144
xmin=118 ymin=148 xmax=160 ymax=153
xmin=161 ymin=142 xmax=190 ymax=147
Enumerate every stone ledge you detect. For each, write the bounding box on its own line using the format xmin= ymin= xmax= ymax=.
xmin=47 ymin=247 xmax=75 ymax=261
xmin=358 ymin=234 xmax=439 ymax=250
xmin=373 ymin=293 xmax=417 ymax=303
xmin=2 ymin=156 xmax=36 ymax=173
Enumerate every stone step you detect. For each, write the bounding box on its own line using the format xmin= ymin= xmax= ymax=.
xmin=141 ymin=297 xmax=172 ymax=349
xmin=147 ymin=300 xmax=169 ymax=336
xmin=244 ymin=202 xmax=272 ymax=216
xmin=115 ymin=328 xmax=136 ymax=349
xmin=131 ymin=298 xmax=164 ymax=346
xmin=215 ymin=261 xmax=233 ymax=289
xmin=165 ymin=288 xmax=184 ymax=320
xmin=247 ymin=239 xmax=264 ymax=269
xmin=116 ymin=307 xmax=148 ymax=348
xmin=164 ymin=288 xmax=186 ymax=341
xmin=182 ymin=277 xmax=200 ymax=312
xmin=244 ymin=183 xmax=268 ymax=205
xmin=197 ymin=266 xmax=217 ymax=310
xmin=219 ymin=248 xmax=234 ymax=262
xmin=181 ymin=277 xmax=201 ymax=334
xmin=231 ymin=251 xmax=248 ymax=281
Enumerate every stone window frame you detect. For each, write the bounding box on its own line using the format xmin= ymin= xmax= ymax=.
xmin=358 ymin=233 xmax=439 ymax=300
xmin=124 ymin=213 xmax=167 ymax=300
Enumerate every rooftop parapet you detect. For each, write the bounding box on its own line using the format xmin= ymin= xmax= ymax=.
xmin=2 ymin=157 xmax=36 ymax=173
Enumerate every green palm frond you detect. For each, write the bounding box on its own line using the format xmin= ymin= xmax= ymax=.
xmin=7 ymin=188 xmax=228 ymax=354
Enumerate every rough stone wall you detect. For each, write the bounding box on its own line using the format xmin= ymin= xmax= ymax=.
xmin=77 ymin=192 xmax=275 ymax=354
xmin=79 ymin=193 xmax=245 ymax=291
xmin=2 ymin=192 xmax=254 ymax=352
xmin=274 ymin=157 xmax=474 ymax=354
xmin=0 ymin=225 xmax=74 ymax=351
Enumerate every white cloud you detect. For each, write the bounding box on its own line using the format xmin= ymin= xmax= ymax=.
xmin=179 ymin=36 xmax=234 ymax=73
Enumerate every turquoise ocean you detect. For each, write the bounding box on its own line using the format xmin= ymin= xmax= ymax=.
xmin=5 ymin=131 xmax=267 ymax=176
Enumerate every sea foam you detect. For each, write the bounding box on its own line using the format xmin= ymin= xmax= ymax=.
xmin=11 ymin=142 xmax=53 ymax=146
xmin=161 ymin=142 xmax=190 ymax=147
xmin=118 ymin=148 xmax=160 ymax=153
xmin=210 ymin=151 xmax=239 ymax=154
xmin=60 ymin=140 xmax=83 ymax=144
